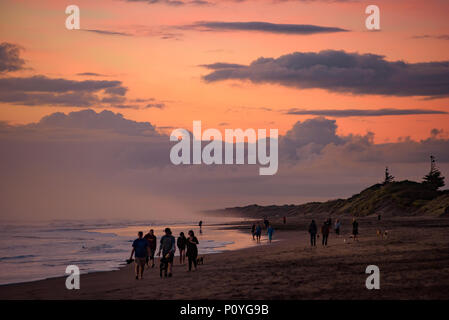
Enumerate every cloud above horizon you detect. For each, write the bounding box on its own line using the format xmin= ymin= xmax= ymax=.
xmin=412 ymin=34 xmax=449 ymax=41
xmin=122 ymin=0 xmax=365 ymax=6
xmin=183 ymin=21 xmax=348 ymax=35
xmin=1 ymin=109 xmax=448 ymax=220
xmin=0 ymin=43 xmax=25 ymax=73
xmin=285 ymin=108 xmax=448 ymax=117
xmin=77 ymin=72 xmax=109 ymax=77
xmin=0 ymin=75 xmax=128 ymax=107
xmin=202 ymin=50 xmax=449 ymax=98
xmin=123 ymin=0 xmax=213 ymax=6
xmin=0 ymin=44 xmax=164 ymax=110
xmin=0 ymin=75 xmax=167 ymax=109
xmin=82 ymin=29 xmax=132 ymax=37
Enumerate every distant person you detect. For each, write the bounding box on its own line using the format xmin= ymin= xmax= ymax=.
xmin=267 ymin=224 xmax=274 ymax=243
xmin=334 ymin=219 xmax=341 ymax=236
xmin=352 ymin=218 xmax=359 ymax=241
xmin=186 ymin=230 xmax=199 ymax=271
xmin=199 ymin=220 xmax=203 ymax=234
xmin=308 ymin=220 xmax=317 ymax=247
xmin=255 ymin=223 xmax=262 ymax=243
xmin=158 ymin=228 xmax=176 ymax=277
xmin=251 ymin=223 xmax=256 ymax=240
xmin=177 ymin=232 xmax=187 ymax=265
xmin=144 ymin=229 xmax=157 ymax=268
xmin=283 ymin=216 xmax=286 ymax=224
xmin=129 ymin=231 xmax=150 ymax=280
xmin=263 ymin=218 xmax=269 ymax=229
xmin=321 ymin=220 xmax=331 ymax=246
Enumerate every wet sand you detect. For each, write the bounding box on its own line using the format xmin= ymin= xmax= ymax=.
xmin=1 ymin=215 xmax=449 ymax=299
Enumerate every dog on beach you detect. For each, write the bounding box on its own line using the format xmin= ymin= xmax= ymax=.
xmin=344 ymin=235 xmax=356 ymax=243
xmin=376 ymin=229 xmax=389 ymax=239
xmin=197 ymin=256 xmax=204 ymax=265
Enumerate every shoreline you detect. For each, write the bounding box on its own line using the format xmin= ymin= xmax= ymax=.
xmin=1 ymin=215 xmax=449 ymax=299
xmin=0 ymin=221 xmax=260 ymax=288
xmin=0 ymin=220 xmax=256 ymax=287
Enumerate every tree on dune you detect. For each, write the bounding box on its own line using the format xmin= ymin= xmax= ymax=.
xmin=383 ymin=166 xmax=394 ymax=184
xmin=422 ymin=155 xmax=445 ymax=191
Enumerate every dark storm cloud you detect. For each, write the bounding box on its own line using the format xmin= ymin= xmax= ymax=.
xmin=285 ymin=108 xmax=448 ymax=117
xmin=184 ymin=21 xmax=348 ymax=35
xmin=0 ymin=43 xmax=25 ymax=73
xmin=202 ymin=50 xmax=449 ymax=98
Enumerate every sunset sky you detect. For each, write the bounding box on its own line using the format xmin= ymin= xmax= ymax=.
xmin=1 ymin=0 xmax=449 ymax=141
xmin=1 ymin=0 xmax=448 ymax=220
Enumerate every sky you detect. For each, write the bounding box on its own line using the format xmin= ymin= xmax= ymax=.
xmin=0 ymin=0 xmax=448 ymax=220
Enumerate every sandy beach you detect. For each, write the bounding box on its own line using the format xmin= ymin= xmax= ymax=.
xmin=1 ymin=215 xmax=449 ymax=300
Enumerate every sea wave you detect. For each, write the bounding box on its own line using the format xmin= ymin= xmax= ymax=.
xmin=0 ymin=254 xmax=36 ymax=261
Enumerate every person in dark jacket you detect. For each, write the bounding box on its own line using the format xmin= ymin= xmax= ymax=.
xmin=264 ymin=218 xmax=270 ymax=229
xmin=144 ymin=229 xmax=157 ymax=268
xmin=251 ymin=224 xmax=256 ymax=240
xmin=255 ymin=223 xmax=262 ymax=243
xmin=158 ymin=228 xmax=176 ymax=277
xmin=321 ymin=219 xmax=331 ymax=246
xmin=186 ymin=230 xmax=199 ymax=271
xmin=177 ymin=232 xmax=187 ymax=265
xmin=334 ymin=219 xmax=341 ymax=236
xmin=130 ymin=231 xmax=150 ymax=280
xmin=308 ymin=220 xmax=317 ymax=247
xmin=352 ymin=218 xmax=359 ymax=241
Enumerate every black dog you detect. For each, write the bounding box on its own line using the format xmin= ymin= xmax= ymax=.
xmin=160 ymin=256 xmax=168 ymax=278
xmin=196 ymin=256 xmax=204 ymax=265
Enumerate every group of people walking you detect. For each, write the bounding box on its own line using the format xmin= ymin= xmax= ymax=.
xmin=308 ymin=218 xmax=358 ymax=247
xmin=251 ymin=218 xmax=274 ymax=243
xmin=176 ymin=230 xmax=200 ymax=272
xmin=129 ymin=227 xmax=200 ymax=280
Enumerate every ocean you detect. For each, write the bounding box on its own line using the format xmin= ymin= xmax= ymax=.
xmin=0 ymin=218 xmax=258 ymax=285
